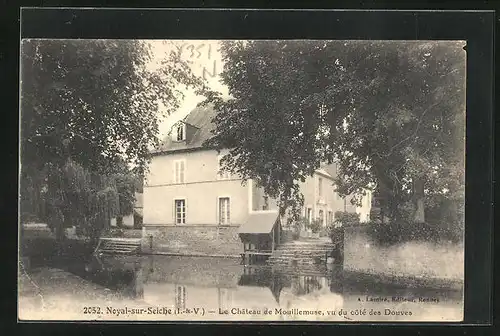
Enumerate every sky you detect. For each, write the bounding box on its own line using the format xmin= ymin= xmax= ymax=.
xmin=147 ymin=40 xmax=229 ymax=140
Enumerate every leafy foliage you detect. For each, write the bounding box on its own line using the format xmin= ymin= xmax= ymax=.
xmin=291 ymin=217 xmax=305 ymax=239
xmin=332 ymin=211 xmax=361 ymax=228
xmin=40 ymin=159 xmax=120 ymax=240
xmin=204 ymin=40 xmax=465 ymax=235
xmin=20 ymin=40 xmax=206 ymax=239
xmin=21 ymin=39 xmax=206 ymax=173
xmin=366 ymin=219 xmax=462 ymax=246
xmin=330 ymin=41 xmax=465 ymax=225
xmin=308 ymin=218 xmax=323 ymax=234
xmin=114 ymin=173 xmax=137 ymax=217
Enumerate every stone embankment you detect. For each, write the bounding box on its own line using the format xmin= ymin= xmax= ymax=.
xmin=267 ymin=238 xmax=338 ymax=268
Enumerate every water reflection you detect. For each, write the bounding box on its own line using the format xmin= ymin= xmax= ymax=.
xmin=29 ymin=254 xmax=463 ymax=321
xmin=80 ymin=255 xmax=344 ymax=312
xmin=55 ymin=255 xmax=145 ymax=300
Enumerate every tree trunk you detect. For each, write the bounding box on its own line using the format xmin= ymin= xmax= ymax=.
xmin=89 ymin=213 xmax=103 ymax=246
xmin=133 ymin=213 xmax=143 ymax=229
xmin=116 ymin=216 xmax=124 ymax=228
xmin=413 ymin=178 xmax=426 ymax=223
xmin=50 ymin=206 xmax=66 ymax=243
xmin=55 ymin=224 xmax=66 ymax=242
xmin=49 ymin=190 xmax=66 ymax=243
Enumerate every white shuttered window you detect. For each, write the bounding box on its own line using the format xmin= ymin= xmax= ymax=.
xmin=218 ymin=197 xmax=230 ymax=225
xmin=173 ymin=160 xmax=186 ymax=183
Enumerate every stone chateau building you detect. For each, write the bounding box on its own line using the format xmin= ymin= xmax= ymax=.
xmin=142 ymin=105 xmax=371 ymax=255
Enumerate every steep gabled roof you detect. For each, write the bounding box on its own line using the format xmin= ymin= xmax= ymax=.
xmin=183 ymin=104 xmax=216 ymax=128
xmin=152 ymin=106 xmax=341 ymax=182
xmin=152 ymin=104 xmax=217 ymax=154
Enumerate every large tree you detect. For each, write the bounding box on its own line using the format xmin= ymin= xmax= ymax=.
xmin=329 ymin=41 xmax=465 ymax=225
xmin=20 ymin=39 xmax=206 ymax=240
xmin=204 ymin=40 xmax=465 ymax=233
xmin=114 ymin=170 xmax=138 ymax=228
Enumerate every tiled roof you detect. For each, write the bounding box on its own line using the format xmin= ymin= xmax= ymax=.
xmin=152 ymin=105 xmax=339 ymax=182
xmin=152 ymin=104 xmax=217 ymax=154
xmin=183 ymin=104 xmax=216 ymax=128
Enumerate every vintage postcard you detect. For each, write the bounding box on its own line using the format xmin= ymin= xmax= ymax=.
xmin=19 ymin=38 xmax=465 ymax=322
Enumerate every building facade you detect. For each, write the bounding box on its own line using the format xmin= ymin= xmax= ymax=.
xmin=143 ymin=105 xmax=371 ymax=254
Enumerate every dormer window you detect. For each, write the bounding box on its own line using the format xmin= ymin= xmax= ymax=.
xmin=176 ymin=123 xmax=186 ymax=141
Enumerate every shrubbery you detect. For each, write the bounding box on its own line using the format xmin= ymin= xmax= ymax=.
xmin=327 ymin=211 xmax=360 ymax=245
xmin=366 ymin=197 xmax=465 ymax=246
xmin=333 ymin=211 xmax=361 ymax=227
xmin=289 ymin=217 xmax=326 ymax=239
xmin=308 ymin=218 xmax=323 ymax=233
xmin=106 ymin=228 xmax=126 ymax=238
xmin=319 ymin=227 xmax=329 ymax=237
xmin=366 ymin=220 xmax=464 ymax=246
xmin=20 ymin=212 xmax=42 ymax=224
xmin=290 ymin=218 xmax=304 ymax=240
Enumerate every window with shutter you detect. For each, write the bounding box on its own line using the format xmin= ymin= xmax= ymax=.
xmin=218 ymin=197 xmax=230 ymax=225
xmin=179 ymin=161 xmax=185 ymax=182
xmin=173 ymin=159 xmax=186 ymax=184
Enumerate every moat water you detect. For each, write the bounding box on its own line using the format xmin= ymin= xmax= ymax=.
xmin=18 ymin=254 xmax=463 ymax=321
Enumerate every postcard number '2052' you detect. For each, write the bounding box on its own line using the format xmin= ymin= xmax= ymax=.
xmin=83 ymin=306 xmax=102 ymax=314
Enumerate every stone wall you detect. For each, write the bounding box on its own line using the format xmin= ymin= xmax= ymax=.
xmin=141 ymin=225 xmax=243 ymax=256
xmin=343 ymin=225 xmax=464 ymax=281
